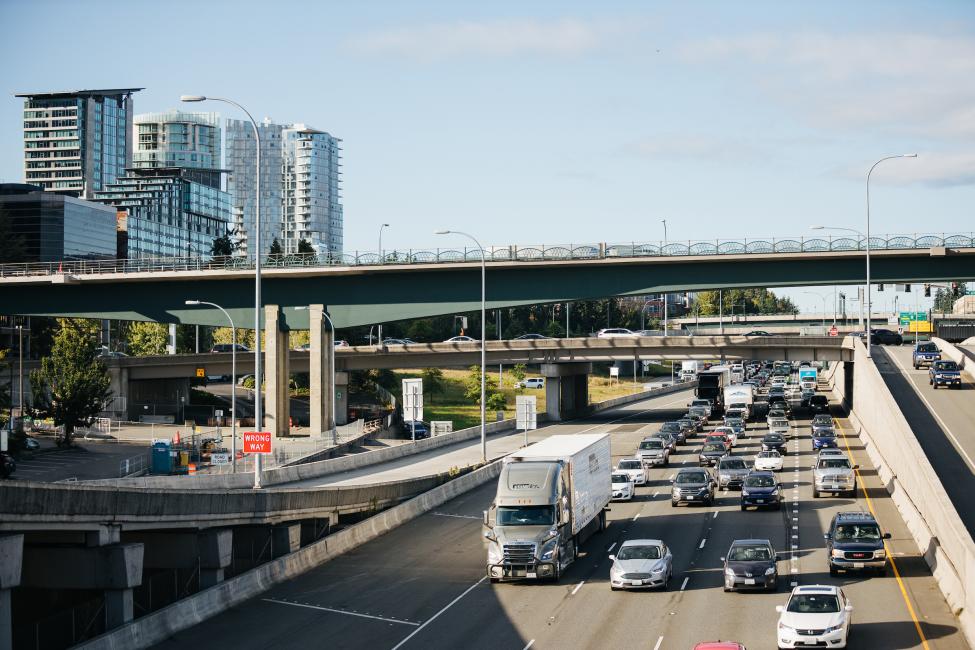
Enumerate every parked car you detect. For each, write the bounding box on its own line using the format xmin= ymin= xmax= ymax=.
xmin=824 ymin=511 xmax=890 ymax=576
xmin=402 ymin=420 xmax=430 ymax=439
xmin=615 ymin=458 xmax=648 ymax=485
xmin=929 ymin=360 xmax=962 ymax=389
xmin=638 ymin=438 xmax=670 ymax=467
xmin=813 ymin=454 xmax=857 ymax=498
xmin=870 ymin=328 xmax=903 ymax=345
xmin=671 ymin=468 xmax=716 ymax=506
xmin=210 ymin=343 xmax=250 ymax=353
xmin=776 ymin=585 xmax=853 ymax=649
xmin=611 ymin=472 xmax=635 ymax=501
xmin=608 ymin=539 xmax=673 ymax=590
xmin=716 ymin=456 xmax=750 ymax=490
xmin=723 ymin=538 xmax=778 ymax=592
xmin=754 ymin=450 xmax=784 ymax=472
xmin=596 ymin=328 xmax=637 ymax=338
xmin=515 ymin=377 xmax=545 ymax=389
xmin=699 ymin=442 xmax=729 ymax=466
xmin=740 ymin=471 xmax=782 ymax=510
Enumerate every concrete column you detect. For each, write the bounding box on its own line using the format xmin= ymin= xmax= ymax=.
xmin=271 ymin=523 xmax=301 ymax=559
xmin=335 ymin=371 xmax=349 ymax=426
xmin=541 ymin=363 xmax=592 ymax=422
xmin=264 ymin=305 xmax=291 ymax=439
xmin=123 ymin=529 xmax=232 ymax=589
xmin=309 ymin=305 xmax=334 ymax=438
xmin=0 ymin=535 xmax=23 ymax=650
xmin=199 ymin=529 xmax=233 ymax=589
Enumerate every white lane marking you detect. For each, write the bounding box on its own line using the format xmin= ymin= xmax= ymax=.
xmin=523 ymin=641 xmax=535 ymax=650
xmin=699 ymin=538 xmax=707 ymax=549
xmin=654 ymin=636 xmax=664 ymax=650
xmin=391 ymin=577 xmax=487 ymax=649
xmin=712 ymin=511 xmax=718 ymax=519
xmin=633 ymin=513 xmax=641 ymax=521
xmin=607 ymin=542 xmax=617 ymax=553
xmin=571 ymin=580 xmax=585 ymax=595
xmin=431 ymin=512 xmax=481 ymax=520
xmin=262 ymin=598 xmax=420 ymax=626
xmin=680 ymin=576 xmax=689 ymax=591
xmin=885 ymin=347 xmax=975 ymax=472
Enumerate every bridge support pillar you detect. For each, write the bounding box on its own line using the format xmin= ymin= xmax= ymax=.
xmin=271 ymin=523 xmax=301 ymax=559
xmin=335 ymin=372 xmax=349 ymax=426
xmin=264 ymin=305 xmax=291 ymax=439
xmin=0 ymin=535 xmax=23 ymax=650
xmin=309 ymin=304 xmax=334 ymax=438
xmin=123 ymin=529 xmax=232 ymax=590
xmin=541 ymin=363 xmax=591 ymax=421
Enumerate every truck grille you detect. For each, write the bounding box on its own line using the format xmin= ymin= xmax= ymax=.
xmin=502 ymin=543 xmax=536 ymax=565
xmin=844 ymin=551 xmax=873 ymax=560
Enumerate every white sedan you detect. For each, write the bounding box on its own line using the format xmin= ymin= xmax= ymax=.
xmin=596 ymin=328 xmax=637 ymax=338
xmin=754 ymin=450 xmax=784 ymax=472
xmin=776 ymin=585 xmax=852 ymax=649
xmin=616 ymin=458 xmax=648 ymax=485
xmin=611 ymin=473 xmax=635 ymax=501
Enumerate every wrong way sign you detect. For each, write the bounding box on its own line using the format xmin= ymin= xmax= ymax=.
xmin=243 ymin=431 xmax=272 ymax=454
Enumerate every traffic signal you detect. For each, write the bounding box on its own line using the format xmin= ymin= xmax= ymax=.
xmin=877 ymin=284 xmax=884 ymax=292
xmin=904 ymin=283 xmax=911 ymax=292
xmin=924 ymin=284 xmax=931 ymax=297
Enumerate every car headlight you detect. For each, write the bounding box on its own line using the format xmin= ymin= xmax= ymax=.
xmin=610 ymin=564 xmax=622 ymax=578
xmin=741 ymin=489 xmax=750 ymax=497
xmin=831 ymin=549 xmax=844 ymax=558
xmin=764 ymin=567 xmax=776 ymax=576
xmin=778 ymin=622 xmax=794 ymax=632
xmin=539 ymin=539 xmax=558 ymax=561
xmin=824 ymin=624 xmax=842 ymax=633
xmin=771 ymin=487 xmax=779 ymax=494
xmin=652 ymin=565 xmax=666 ymax=574
xmin=725 ymin=567 xmax=735 ymax=576
xmin=875 ymin=549 xmax=886 ymax=558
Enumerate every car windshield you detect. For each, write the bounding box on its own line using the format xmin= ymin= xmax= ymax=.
xmin=917 ymin=343 xmax=938 ymax=353
xmin=758 ymin=451 xmax=780 ymax=458
xmin=811 ymin=396 xmax=828 ymax=404
xmin=641 ymin=440 xmax=664 ymax=450
xmin=496 ymin=505 xmax=555 ymax=526
xmin=612 ymin=474 xmax=629 ymax=483
xmin=744 ymin=475 xmax=776 ymax=487
xmin=814 ymin=415 xmax=832 ymax=424
xmin=703 ymin=444 xmax=725 ymax=452
xmin=820 ymin=459 xmax=851 ymax=469
xmin=727 ymin=419 xmax=743 ymax=426
xmin=676 ymin=472 xmax=708 ymax=484
xmin=661 ymin=423 xmax=681 ymax=432
xmin=764 ymin=435 xmax=783 ymax=441
xmin=834 ymin=524 xmax=881 ymax=541
xmin=689 ymin=408 xmax=706 ymax=416
xmin=692 ymin=400 xmax=710 ymax=408
xmin=935 ymin=361 xmax=958 ymax=371
xmin=788 ymin=594 xmax=840 ymax=613
xmin=617 ymin=545 xmax=661 ymax=561
xmin=729 ymin=545 xmax=772 ymax=561
xmin=720 ymin=459 xmax=747 ymax=470
xmin=815 ymin=430 xmax=836 ymax=438
xmin=618 ymin=460 xmax=641 ymax=470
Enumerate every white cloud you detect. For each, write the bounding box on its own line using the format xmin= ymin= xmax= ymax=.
xmin=347 ymin=18 xmax=628 ymax=60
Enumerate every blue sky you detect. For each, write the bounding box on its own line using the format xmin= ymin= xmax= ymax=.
xmin=2 ymin=0 xmax=973 ymax=313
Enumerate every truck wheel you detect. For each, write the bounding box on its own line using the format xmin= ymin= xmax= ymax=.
xmin=933 ymin=383 xmax=938 ymax=390
xmin=813 ymin=488 xmax=819 ymax=498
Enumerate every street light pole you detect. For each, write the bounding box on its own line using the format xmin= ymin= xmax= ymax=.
xmin=662 ymin=219 xmax=668 ymax=338
xmin=436 ymin=229 xmax=486 ymax=463
xmin=185 ymin=301 xmax=237 ymax=472
xmin=182 ymin=94 xmax=264 ymax=488
xmin=378 ymin=223 xmax=390 ymax=344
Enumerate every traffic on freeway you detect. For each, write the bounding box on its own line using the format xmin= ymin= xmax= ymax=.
xmin=153 ymin=362 xmax=967 ymax=650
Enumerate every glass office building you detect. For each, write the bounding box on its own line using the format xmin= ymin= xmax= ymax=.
xmin=0 ymin=183 xmax=117 ymax=262
xmin=92 ymin=168 xmax=230 ymax=259
xmin=133 ymin=110 xmax=222 ymax=189
xmin=16 ymin=89 xmax=141 ymax=198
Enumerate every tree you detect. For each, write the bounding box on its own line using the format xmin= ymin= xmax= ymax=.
xmin=125 ymin=321 xmax=168 ymax=356
xmin=464 ymin=365 xmax=498 ymax=404
xmin=213 ymin=327 xmax=255 ymax=350
xmin=421 ymin=367 xmax=445 ymax=403
xmin=29 ymin=319 xmax=112 ymax=445
xmin=269 ymin=238 xmax=283 ymax=255
xmin=934 ymin=282 xmax=968 ymax=313
xmin=297 ymin=238 xmax=315 ymax=254
xmin=211 ymin=229 xmax=237 ymax=257
xmin=486 ymin=392 xmax=507 ymax=412
xmin=511 ymin=364 xmax=527 ymax=383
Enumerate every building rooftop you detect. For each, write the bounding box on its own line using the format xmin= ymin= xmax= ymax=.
xmin=14 ymin=88 xmax=143 ymax=98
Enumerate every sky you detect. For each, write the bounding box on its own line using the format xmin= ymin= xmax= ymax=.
xmin=2 ymin=0 xmax=973 ymax=314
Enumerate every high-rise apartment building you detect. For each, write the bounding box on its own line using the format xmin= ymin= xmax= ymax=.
xmin=226 ymin=118 xmax=342 ymax=257
xmin=133 ymin=109 xmax=222 ymax=188
xmin=16 ymin=88 xmax=141 ymax=197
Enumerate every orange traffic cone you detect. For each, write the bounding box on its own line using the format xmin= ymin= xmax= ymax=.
xmin=173 ymin=430 xmax=181 ymax=445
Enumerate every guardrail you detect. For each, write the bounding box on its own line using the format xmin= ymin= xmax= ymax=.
xmin=1 ymin=231 xmax=971 ymax=278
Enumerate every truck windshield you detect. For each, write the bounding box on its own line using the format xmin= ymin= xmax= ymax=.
xmin=640 ymin=440 xmax=663 ymax=450
xmin=496 ymin=506 xmax=555 ymax=526
xmin=935 ymin=361 xmax=958 ymax=371
xmin=820 ymin=459 xmax=850 ymax=469
xmin=917 ymin=343 xmax=938 ymax=353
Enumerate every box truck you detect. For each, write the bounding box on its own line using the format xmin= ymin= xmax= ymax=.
xmin=723 ymin=384 xmax=755 ymax=419
xmin=798 ymin=367 xmax=818 ymax=389
xmin=484 ymin=433 xmax=612 ymax=582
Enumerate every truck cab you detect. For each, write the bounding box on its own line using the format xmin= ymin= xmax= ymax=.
xmin=912 ymin=342 xmax=942 ymax=369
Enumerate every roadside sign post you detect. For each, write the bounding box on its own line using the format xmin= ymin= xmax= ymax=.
xmin=515 ymin=395 xmax=537 ymax=447
xmin=828 ymin=325 xmax=838 ymax=337
xmin=402 ymin=378 xmax=424 ymax=442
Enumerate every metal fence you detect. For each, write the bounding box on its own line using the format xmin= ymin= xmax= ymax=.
xmin=1 ymin=232 xmax=972 ymax=278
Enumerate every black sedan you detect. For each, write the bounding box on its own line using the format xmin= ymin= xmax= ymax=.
xmin=869 ymin=328 xmax=903 ymax=345
xmin=722 ymin=539 xmax=779 ymax=592
xmin=761 ymin=433 xmax=787 ymax=453
xmin=699 ymin=443 xmax=729 ymax=466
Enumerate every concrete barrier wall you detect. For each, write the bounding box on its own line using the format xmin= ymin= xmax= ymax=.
xmin=590 ymin=380 xmax=696 ymax=413
xmin=77 ymin=460 xmax=504 ymax=650
xmin=829 ymin=340 xmax=975 ymax=646
xmin=933 ymin=336 xmax=975 ymax=373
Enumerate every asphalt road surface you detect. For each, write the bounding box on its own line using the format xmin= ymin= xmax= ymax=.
xmin=874 ymin=346 xmax=975 ymax=538
xmin=153 ymin=389 xmax=968 ymax=650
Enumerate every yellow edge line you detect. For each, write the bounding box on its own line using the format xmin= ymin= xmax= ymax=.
xmin=835 ymin=416 xmax=930 ymax=650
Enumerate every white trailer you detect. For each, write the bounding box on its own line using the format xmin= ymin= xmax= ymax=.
xmin=723 ymin=384 xmax=755 ymax=418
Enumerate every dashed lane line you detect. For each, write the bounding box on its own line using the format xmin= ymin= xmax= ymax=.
xmin=262 ymin=598 xmax=420 ymax=626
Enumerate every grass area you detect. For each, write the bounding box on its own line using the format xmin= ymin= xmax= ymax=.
xmin=390 ymin=365 xmax=670 ymax=430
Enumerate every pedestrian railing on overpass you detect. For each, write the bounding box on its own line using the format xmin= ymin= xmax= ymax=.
xmin=1 ymin=231 xmax=971 ymax=278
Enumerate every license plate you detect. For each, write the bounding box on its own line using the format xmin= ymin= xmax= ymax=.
xmin=686 ymin=496 xmax=696 ymax=500
xmin=744 ymin=578 xmax=756 ymax=585
xmin=527 ymin=572 xmax=537 ymax=579
xmin=755 ymin=499 xmax=764 ymax=503
xmin=630 ymin=580 xmax=642 ymax=586
xmin=830 ymin=486 xmax=841 ymax=490
xmin=852 ymin=562 xmax=864 ymax=568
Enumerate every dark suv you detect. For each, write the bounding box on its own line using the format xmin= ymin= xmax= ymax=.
xmin=824 ymin=511 xmax=890 ymax=576
xmin=869 ymin=328 xmax=903 ymax=345
xmin=912 ymin=342 xmax=941 ymax=369
xmin=671 ymin=468 xmax=716 ymax=507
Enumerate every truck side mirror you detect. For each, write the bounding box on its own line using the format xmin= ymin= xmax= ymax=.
xmin=883 ymin=532 xmax=891 ymax=539
xmin=824 ymin=533 xmax=831 ymax=540
xmin=608 ymin=554 xmax=616 ymax=561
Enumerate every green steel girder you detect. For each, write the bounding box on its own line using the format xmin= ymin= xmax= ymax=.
xmin=0 ymin=248 xmax=972 ymax=329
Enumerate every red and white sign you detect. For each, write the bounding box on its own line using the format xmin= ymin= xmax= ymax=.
xmin=828 ymin=326 xmax=839 ymax=337
xmin=243 ymin=431 xmax=272 ymax=454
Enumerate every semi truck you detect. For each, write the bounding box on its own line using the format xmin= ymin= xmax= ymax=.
xmin=680 ymin=361 xmax=700 ymax=382
xmin=723 ymin=384 xmax=755 ymax=419
xmin=696 ymin=366 xmax=732 ymax=415
xmin=484 ymin=433 xmax=612 ymax=582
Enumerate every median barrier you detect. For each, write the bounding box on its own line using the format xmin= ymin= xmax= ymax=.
xmin=933 ymin=336 xmax=975 ymax=373
xmin=76 ymin=460 xmax=504 ymax=650
xmin=828 ymin=339 xmax=975 ymax=646
xmin=590 ymin=380 xmax=697 ymax=413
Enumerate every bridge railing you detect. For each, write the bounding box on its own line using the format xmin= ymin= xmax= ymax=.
xmin=1 ymin=232 xmax=972 ymax=278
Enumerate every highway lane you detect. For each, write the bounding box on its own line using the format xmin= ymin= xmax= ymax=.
xmin=874 ymin=346 xmax=975 ymax=538
xmin=154 ymin=390 xmax=969 ymax=650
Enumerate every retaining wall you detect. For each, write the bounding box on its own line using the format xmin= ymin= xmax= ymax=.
xmin=828 ymin=340 xmax=975 ymax=646
xmin=76 ymin=461 xmax=504 ymax=650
